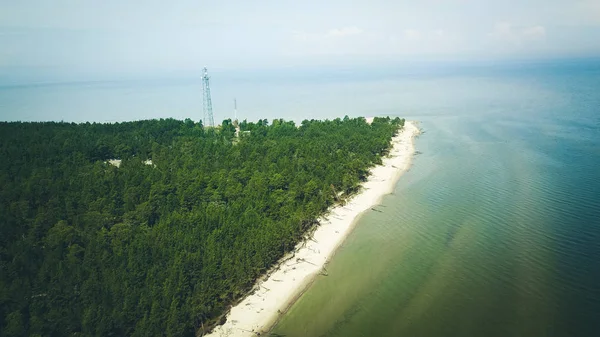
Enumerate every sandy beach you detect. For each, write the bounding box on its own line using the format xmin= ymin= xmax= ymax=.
xmin=206 ymin=120 xmax=421 ymax=337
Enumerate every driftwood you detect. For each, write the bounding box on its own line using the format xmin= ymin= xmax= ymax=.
xmin=297 ymin=257 xmax=317 ymax=266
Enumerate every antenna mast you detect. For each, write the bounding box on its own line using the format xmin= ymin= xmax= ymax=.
xmin=202 ymin=67 xmax=215 ymax=128
xmin=234 ymin=98 xmax=237 ymax=121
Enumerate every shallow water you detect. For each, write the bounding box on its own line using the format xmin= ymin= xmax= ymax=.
xmin=270 ymin=62 xmax=600 ymax=337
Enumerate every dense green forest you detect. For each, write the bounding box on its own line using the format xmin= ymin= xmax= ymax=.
xmin=0 ymin=116 xmax=404 ymax=336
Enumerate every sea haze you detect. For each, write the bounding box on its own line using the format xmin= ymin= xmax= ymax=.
xmin=2 ymin=58 xmax=598 ymax=124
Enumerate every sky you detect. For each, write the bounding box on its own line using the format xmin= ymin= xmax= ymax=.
xmin=1 ymin=0 xmax=600 ymax=80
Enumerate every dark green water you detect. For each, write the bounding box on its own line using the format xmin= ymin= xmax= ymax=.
xmin=271 ymin=62 xmax=600 ymax=337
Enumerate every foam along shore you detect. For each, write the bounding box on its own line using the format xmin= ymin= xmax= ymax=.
xmin=206 ymin=121 xmax=421 ymax=337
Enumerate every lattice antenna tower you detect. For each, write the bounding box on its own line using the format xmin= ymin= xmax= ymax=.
xmin=202 ymin=67 xmax=215 ymax=128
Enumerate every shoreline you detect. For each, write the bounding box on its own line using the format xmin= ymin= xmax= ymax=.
xmin=206 ymin=121 xmax=421 ymax=337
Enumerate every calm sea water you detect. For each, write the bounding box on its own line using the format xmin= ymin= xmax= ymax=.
xmin=2 ymin=60 xmax=599 ymax=336
xmin=269 ymin=62 xmax=600 ymax=337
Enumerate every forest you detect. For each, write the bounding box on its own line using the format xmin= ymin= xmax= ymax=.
xmin=0 ymin=116 xmax=404 ymax=336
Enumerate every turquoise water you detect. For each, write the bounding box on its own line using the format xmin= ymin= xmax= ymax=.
xmin=2 ymin=60 xmax=599 ymax=336
xmin=270 ymin=62 xmax=600 ymax=336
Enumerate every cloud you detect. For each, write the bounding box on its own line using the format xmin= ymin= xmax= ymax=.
xmin=325 ymin=26 xmax=363 ymax=38
xmin=403 ymin=29 xmax=421 ymax=41
xmin=523 ymin=25 xmax=546 ymax=38
xmin=291 ymin=30 xmax=312 ymax=41
xmin=291 ymin=26 xmax=363 ymax=43
xmin=433 ymin=29 xmax=446 ymax=38
xmin=289 ymin=25 xmax=466 ymax=58
xmin=286 ymin=27 xmax=380 ymax=57
xmin=488 ymin=22 xmax=546 ymax=46
xmin=489 ymin=22 xmax=513 ymax=40
xmin=2 ymin=1 xmax=599 ymax=75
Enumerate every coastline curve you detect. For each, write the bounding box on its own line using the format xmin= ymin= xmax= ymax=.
xmin=206 ymin=121 xmax=421 ymax=337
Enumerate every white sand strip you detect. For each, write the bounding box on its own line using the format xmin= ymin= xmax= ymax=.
xmin=206 ymin=121 xmax=421 ymax=337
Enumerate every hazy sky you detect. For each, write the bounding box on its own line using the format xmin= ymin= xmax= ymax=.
xmin=1 ymin=0 xmax=600 ymax=78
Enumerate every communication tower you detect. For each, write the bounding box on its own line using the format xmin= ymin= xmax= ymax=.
xmin=202 ymin=67 xmax=215 ymax=128
xmin=234 ymin=98 xmax=237 ymax=121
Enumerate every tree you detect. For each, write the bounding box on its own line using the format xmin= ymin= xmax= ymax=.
xmin=0 ymin=116 xmax=403 ymax=336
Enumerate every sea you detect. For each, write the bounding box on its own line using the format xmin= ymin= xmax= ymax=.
xmin=1 ymin=58 xmax=599 ymax=337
